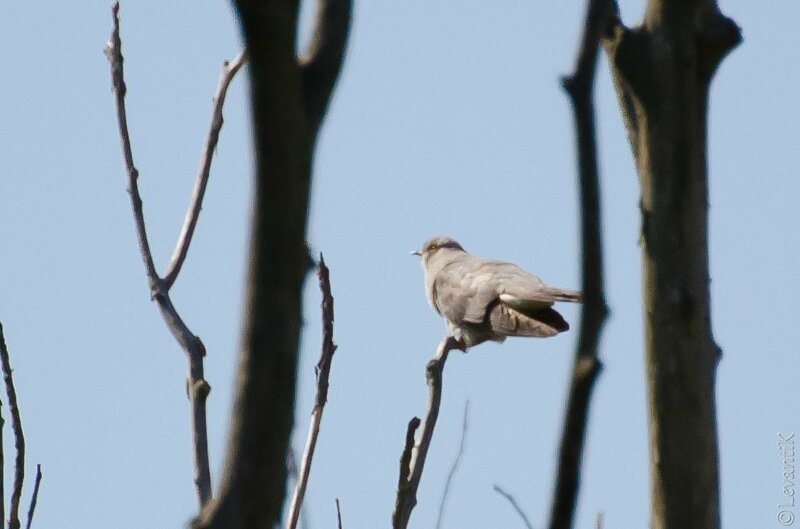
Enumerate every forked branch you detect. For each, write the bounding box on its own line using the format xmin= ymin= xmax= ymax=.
xmin=106 ymin=1 xmax=246 ymax=509
xmin=392 ymin=336 xmax=459 ymax=529
xmin=300 ymin=0 xmax=353 ymax=138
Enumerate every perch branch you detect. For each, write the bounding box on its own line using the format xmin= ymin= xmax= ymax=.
xmin=493 ymin=485 xmax=535 ymax=529
xmin=392 ymin=336 xmax=459 ymax=529
xmin=0 ymin=323 xmax=25 ymax=529
xmin=435 ymin=400 xmax=470 ymax=529
xmin=163 ymin=49 xmax=248 ymax=289
xmin=335 ymin=498 xmax=343 ymax=529
xmin=106 ymin=2 xmax=247 ymax=509
xmin=286 ymin=254 xmax=338 ymax=529
xmin=24 ymin=464 xmax=42 ymax=529
xmin=547 ymin=1 xmax=611 ymax=529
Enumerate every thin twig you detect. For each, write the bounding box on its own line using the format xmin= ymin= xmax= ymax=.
xmin=105 ymin=2 xmax=248 ymax=509
xmin=105 ymin=1 xmax=159 ymax=292
xmin=287 ymin=450 xmax=313 ymax=529
xmin=286 ymin=255 xmax=338 ymax=529
xmin=0 ymin=323 xmax=25 ymax=529
xmin=335 ymin=498 xmax=343 ymax=529
xmin=163 ymin=49 xmax=248 ymax=289
xmin=0 ymin=399 xmax=5 ymax=528
xmin=594 ymin=511 xmax=603 ymax=529
xmin=435 ymin=400 xmax=470 ymax=529
xmin=547 ymin=1 xmax=611 ymax=529
xmin=392 ymin=336 xmax=459 ymax=529
xmin=493 ymin=485 xmax=535 ymax=529
xmin=24 ymin=465 xmax=42 ymax=529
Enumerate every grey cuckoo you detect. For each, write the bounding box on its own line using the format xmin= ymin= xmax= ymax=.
xmin=412 ymin=236 xmax=582 ymax=350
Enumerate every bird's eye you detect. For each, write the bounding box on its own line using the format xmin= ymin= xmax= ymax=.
xmin=429 ymin=245 xmax=439 ymax=252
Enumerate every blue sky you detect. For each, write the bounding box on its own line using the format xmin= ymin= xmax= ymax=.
xmin=0 ymin=1 xmax=798 ymax=528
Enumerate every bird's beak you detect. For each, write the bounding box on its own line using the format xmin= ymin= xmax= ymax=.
xmin=410 ymin=250 xmax=422 ymax=256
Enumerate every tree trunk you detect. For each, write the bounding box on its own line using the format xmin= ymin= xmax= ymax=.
xmin=195 ymin=1 xmax=350 ymax=528
xmin=602 ymin=2 xmax=740 ymax=528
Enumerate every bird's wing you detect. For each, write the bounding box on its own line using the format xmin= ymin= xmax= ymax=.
xmin=486 ymin=261 xmax=577 ymax=312
xmin=432 ymin=256 xmax=498 ymax=325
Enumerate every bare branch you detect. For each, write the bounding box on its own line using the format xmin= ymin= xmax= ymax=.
xmin=493 ymin=485 xmax=535 ymax=529
xmin=435 ymin=400 xmax=469 ymax=529
xmin=24 ymin=465 xmax=42 ymax=529
xmin=396 ymin=417 xmax=420 ymax=498
xmin=105 ymin=2 xmax=224 ymax=508
xmin=286 ymin=255 xmax=338 ymax=529
xmin=105 ymin=1 xmax=160 ymax=294
xmin=335 ymin=499 xmax=343 ymax=529
xmin=392 ymin=336 xmax=459 ymax=529
xmin=547 ymin=2 xmax=611 ymax=529
xmin=0 ymin=323 xmax=25 ymax=529
xmin=163 ymin=49 xmax=248 ymax=289
xmin=300 ymin=0 xmax=353 ymax=138
xmin=0 ymin=399 xmax=5 ymax=528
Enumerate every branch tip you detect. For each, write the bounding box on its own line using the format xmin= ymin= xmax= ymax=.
xmin=286 ymin=257 xmax=338 ymax=529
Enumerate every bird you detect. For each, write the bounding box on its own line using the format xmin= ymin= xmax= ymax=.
xmin=412 ymin=236 xmax=582 ymax=350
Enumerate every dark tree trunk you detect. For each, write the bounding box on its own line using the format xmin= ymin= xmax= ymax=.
xmin=195 ymin=1 xmax=351 ymax=528
xmin=602 ymin=2 xmax=740 ymax=528
xmin=547 ymin=1 xmax=611 ymax=528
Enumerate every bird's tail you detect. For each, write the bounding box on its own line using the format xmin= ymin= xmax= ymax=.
xmin=489 ymin=303 xmax=569 ymax=338
xmin=541 ymin=287 xmax=583 ymax=303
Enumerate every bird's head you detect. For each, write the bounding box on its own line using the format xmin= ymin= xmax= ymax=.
xmin=411 ymin=236 xmax=465 ymax=267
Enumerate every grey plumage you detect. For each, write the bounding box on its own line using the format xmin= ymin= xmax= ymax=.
xmin=412 ymin=236 xmax=581 ymax=349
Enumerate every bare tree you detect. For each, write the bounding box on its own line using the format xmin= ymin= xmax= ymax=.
xmin=98 ymin=3 xmax=739 ymax=529
xmin=601 ymin=1 xmax=741 ymax=528
xmin=195 ymin=1 xmax=352 ymax=528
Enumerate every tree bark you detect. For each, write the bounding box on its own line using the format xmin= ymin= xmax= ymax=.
xmin=601 ymin=2 xmax=740 ymax=528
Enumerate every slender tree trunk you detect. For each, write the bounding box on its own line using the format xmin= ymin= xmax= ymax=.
xmin=602 ymin=2 xmax=740 ymax=528
xmin=205 ymin=4 xmax=310 ymax=526
xmin=548 ymin=1 xmax=612 ymax=528
xmin=195 ymin=1 xmax=350 ymax=527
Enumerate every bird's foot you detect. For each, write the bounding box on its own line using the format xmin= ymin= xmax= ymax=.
xmin=448 ymin=335 xmax=468 ymax=353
